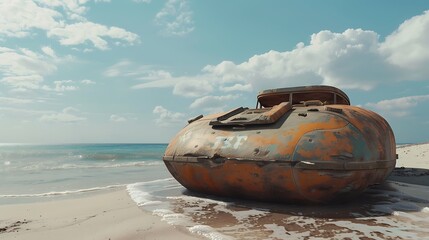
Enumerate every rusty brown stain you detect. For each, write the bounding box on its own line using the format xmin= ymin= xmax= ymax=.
xmin=276 ymin=116 xmax=349 ymax=156
xmin=162 ymin=86 xmax=396 ymax=203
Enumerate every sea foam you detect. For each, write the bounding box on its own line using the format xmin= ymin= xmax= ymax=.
xmin=189 ymin=225 xmax=234 ymax=240
xmin=0 ymin=184 xmax=126 ymax=198
xmin=127 ymin=177 xmax=429 ymax=240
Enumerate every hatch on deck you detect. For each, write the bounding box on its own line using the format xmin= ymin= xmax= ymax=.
xmin=257 ymin=85 xmax=350 ymax=108
xmin=210 ymin=102 xmax=291 ymax=126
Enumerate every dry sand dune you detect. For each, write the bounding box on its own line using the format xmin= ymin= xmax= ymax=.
xmin=390 ymin=142 xmax=429 ymax=186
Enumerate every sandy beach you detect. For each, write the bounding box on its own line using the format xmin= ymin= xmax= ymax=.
xmin=1 ymin=143 xmax=429 ymax=240
xmin=0 ymin=189 xmax=202 ymax=240
xmin=389 ymin=143 xmax=429 ymax=186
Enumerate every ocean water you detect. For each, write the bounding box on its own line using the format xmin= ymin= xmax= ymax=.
xmin=0 ymin=144 xmax=169 ymax=203
xmin=2 ymin=144 xmax=429 ymax=239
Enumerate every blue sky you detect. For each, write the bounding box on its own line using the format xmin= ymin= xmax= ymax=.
xmin=1 ymin=0 xmax=429 ymax=144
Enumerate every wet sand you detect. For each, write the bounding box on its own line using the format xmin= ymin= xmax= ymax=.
xmin=0 ymin=189 xmax=202 ymax=240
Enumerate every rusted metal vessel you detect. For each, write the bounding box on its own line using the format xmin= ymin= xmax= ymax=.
xmin=163 ymin=85 xmax=396 ymax=203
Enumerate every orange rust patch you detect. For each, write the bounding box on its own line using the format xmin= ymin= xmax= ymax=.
xmin=293 ymin=169 xmax=368 ymax=202
xmin=276 ymin=116 xmax=348 ymax=156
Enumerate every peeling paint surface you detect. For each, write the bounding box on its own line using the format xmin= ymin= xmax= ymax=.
xmin=163 ymin=86 xmax=396 ymax=203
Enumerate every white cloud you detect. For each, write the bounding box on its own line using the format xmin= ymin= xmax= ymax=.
xmin=0 ymin=0 xmax=61 ymax=37
xmin=201 ymin=29 xmax=393 ymax=91
xmin=0 ymin=97 xmax=34 ymax=105
xmin=104 ymin=60 xmax=168 ymax=79
xmin=104 ymin=60 xmax=201 ymax=94
xmin=155 ymin=0 xmax=194 ymax=36
xmin=0 ymin=107 xmax=51 ymax=116
xmin=105 ymin=60 xmax=218 ymax=97
xmin=81 ymin=79 xmax=96 ymax=85
xmin=1 ymin=75 xmax=44 ymax=90
xmin=152 ymin=105 xmax=185 ymax=126
xmin=52 ymin=80 xmax=78 ymax=92
xmin=220 ymin=83 xmax=253 ymax=92
xmin=104 ymin=60 xmax=133 ymax=77
xmin=137 ymin=70 xmax=173 ymax=81
xmin=380 ymin=10 xmax=429 ymax=73
xmin=132 ymin=11 xmax=429 ymax=97
xmin=132 ymin=74 xmax=215 ymax=98
xmin=0 ymin=47 xmax=77 ymax=92
xmin=189 ymin=95 xmax=239 ymax=113
xmin=110 ymin=114 xmax=127 ymax=122
xmin=132 ymin=78 xmax=176 ymax=89
xmin=366 ymin=95 xmax=429 ymax=117
xmin=38 ymin=0 xmax=89 ymax=15
xmin=0 ymin=47 xmax=57 ymax=78
xmin=2 ymin=77 xmax=79 ymax=93
xmin=128 ymin=29 xmax=391 ymax=95
xmin=48 ymin=22 xmax=139 ymax=50
xmin=39 ymin=107 xmax=86 ymax=122
xmin=41 ymin=46 xmax=57 ymax=58
xmin=0 ymin=1 xmax=140 ymax=50
xmin=173 ymin=79 xmax=214 ymax=98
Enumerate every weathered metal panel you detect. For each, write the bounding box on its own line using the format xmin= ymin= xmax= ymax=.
xmin=163 ymin=86 xmax=396 ymax=203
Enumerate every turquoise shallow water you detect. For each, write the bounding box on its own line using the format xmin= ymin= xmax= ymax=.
xmin=0 ymin=143 xmax=169 ymax=203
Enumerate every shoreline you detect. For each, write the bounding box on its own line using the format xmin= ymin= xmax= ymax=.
xmin=1 ymin=142 xmax=428 ymax=239
xmin=0 ymin=188 xmax=202 ymax=240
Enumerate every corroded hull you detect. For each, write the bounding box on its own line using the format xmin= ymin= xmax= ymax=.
xmin=163 ymin=87 xmax=396 ymax=203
